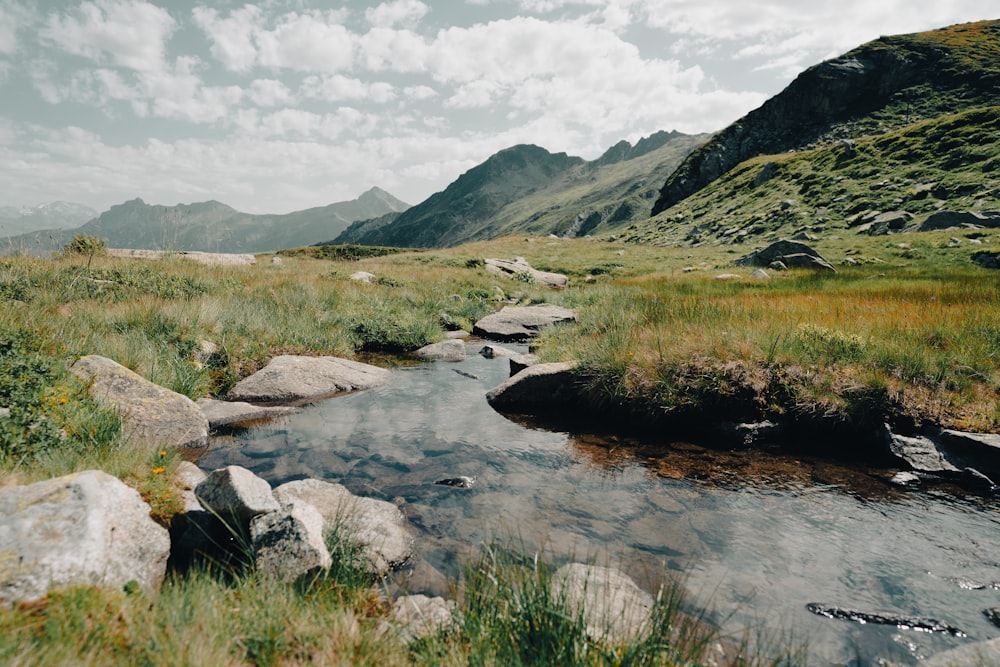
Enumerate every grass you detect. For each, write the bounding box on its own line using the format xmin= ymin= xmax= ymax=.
xmin=0 ymin=232 xmax=998 ymax=663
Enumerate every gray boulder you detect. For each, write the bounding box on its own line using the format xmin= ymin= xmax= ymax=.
xmin=473 ymin=305 xmax=577 ymax=342
xmin=865 ymin=211 xmax=914 ymax=236
xmin=173 ymin=461 xmax=207 ymax=513
xmin=273 ymin=479 xmax=414 ymax=574
xmin=552 ymin=563 xmax=653 ymax=643
xmin=735 ymin=240 xmax=835 ymax=272
xmin=196 ymin=398 xmax=300 ymax=428
xmin=414 ymin=339 xmax=467 ymax=362
xmin=972 ymin=251 xmax=1000 ymax=269
xmin=225 ymin=355 xmax=389 ymax=404
xmin=479 ymin=344 xmax=519 ymax=359
xmin=350 ymin=271 xmax=376 ymax=283
xmin=509 ymin=353 xmax=540 ymax=376
xmin=918 ymin=210 xmax=1000 ymax=232
xmin=71 ymin=355 xmax=209 ymax=451
xmin=0 ymin=470 xmax=170 ymax=604
xmin=484 ymin=257 xmax=569 ymax=289
xmin=195 ymin=465 xmax=280 ymax=524
xmin=887 ymin=431 xmax=960 ymax=474
xmin=251 ymin=501 xmax=332 ymax=581
xmin=383 ymin=594 xmax=457 ymax=643
xmin=486 ymin=361 xmax=578 ymax=410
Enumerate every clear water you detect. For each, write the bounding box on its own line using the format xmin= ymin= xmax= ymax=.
xmin=199 ymin=341 xmax=1000 ymax=665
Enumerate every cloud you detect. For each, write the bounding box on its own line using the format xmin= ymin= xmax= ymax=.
xmin=191 ymin=5 xmax=263 ymax=72
xmin=365 ymin=0 xmax=429 ymax=29
xmin=41 ymin=0 xmax=175 ymax=72
xmin=300 ymin=74 xmax=396 ymax=104
xmin=247 ymin=78 xmax=293 ymax=107
xmin=0 ymin=0 xmax=33 ymax=55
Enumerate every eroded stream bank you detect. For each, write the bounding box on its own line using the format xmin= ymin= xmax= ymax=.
xmin=199 ymin=341 xmax=1000 ymax=665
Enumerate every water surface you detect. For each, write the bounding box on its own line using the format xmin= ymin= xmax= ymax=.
xmin=199 ymin=342 xmax=1000 ymax=665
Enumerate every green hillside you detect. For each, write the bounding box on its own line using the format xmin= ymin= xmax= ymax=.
xmin=653 ymin=19 xmax=1000 ymax=215
xmin=627 ymin=106 xmax=1000 ymax=246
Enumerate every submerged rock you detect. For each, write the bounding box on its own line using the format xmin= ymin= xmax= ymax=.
xmin=806 ymin=603 xmax=965 ymax=636
xmin=225 ymin=355 xmax=389 ymax=404
xmin=71 ymin=355 xmax=209 ymax=451
xmin=552 ymin=563 xmax=654 ymax=643
xmin=0 ymin=470 xmax=171 ymax=604
xmin=196 ymin=398 xmax=300 ymax=428
xmin=473 ymin=305 xmax=577 ymax=342
xmin=414 ymin=339 xmax=467 ymax=362
xmin=434 ymin=476 xmax=477 ymax=489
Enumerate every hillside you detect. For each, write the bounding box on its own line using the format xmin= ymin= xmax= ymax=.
xmin=625 ymin=105 xmax=1000 ymax=246
xmin=3 ymin=187 xmax=409 ymax=255
xmin=652 ymin=19 xmax=1000 ymax=215
xmin=334 ymin=131 xmax=706 ymax=248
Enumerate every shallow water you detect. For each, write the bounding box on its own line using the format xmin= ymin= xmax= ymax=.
xmin=200 ymin=341 xmax=1000 ymax=665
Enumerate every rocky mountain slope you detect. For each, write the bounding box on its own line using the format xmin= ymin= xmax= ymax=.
xmin=652 ymin=19 xmax=1000 ymax=216
xmin=4 ymin=187 xmax=409 ymax=255
xmin=334 ymin=131 xmax=706 ymax=248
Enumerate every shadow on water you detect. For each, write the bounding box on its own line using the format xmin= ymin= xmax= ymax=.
xmin=199 ymin=341 xmax=1000 ymax=665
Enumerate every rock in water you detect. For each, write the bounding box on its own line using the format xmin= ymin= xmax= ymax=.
xmin=473 ymin=305 xmax=577 ymax=342
xmin=806 ymin=603 xmax=965 ymax=636
xmin=552 ymin=563 xmax=654 ymax=643
xmin=413 ymin=339 xmax=467 ymax=362
xmin=225 ymin=355 xmax=389 ymax=404
xmin=0 ymin=470 xmax=171 ymax=604
xmin=435 ymin=476 xmax=477 ymax=489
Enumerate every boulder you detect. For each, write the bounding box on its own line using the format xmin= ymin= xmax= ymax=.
xmin=413 ymin=340 xmax=467 ymax=362
xmin=350 ymin=271 xmax=376 ymax=283
xmin=383 ymin=594 xmax=457 ymax=643
xmin=887 ymin=431 xmax=960 ymax=474
xmin=972 ymin=251 xmax=1000 ymax=269
xmin=552 ymin=563 xmax=653 ymax=643
xmin=71 ymin=355 xmax=209 ymax=451
xmin=273 ymin=479 xmax=414 ymax=574
xmin=486 ymin=361 xmax=578 ymax=411
xmin=865 ymin=211 xmax=914 ymax=236
xmin=251 ymin=501 xmax=331 ymax=581
xmin=735 ymin=240 xmax=835 ymax=272
xmin=473 ymin=305 xmax=577 ymax=342
xmin=918 ymin=210 xmax=1000 ymax=232
xmin=0 ymin=470 xmax=170 ymax=604
xmin=478 ymin=344 xmax=519 ymax=359
xmin=173 ymin=461 xmax=207 ymax=513
xmin=225 ymin=355 xmax=389 ymax=404
xmin=937 ymin=429 xmax=1000 ymax=472
xmin=196 ymin=398 xmax=300 ymax=428
xmin=195 ymin=466 xmax=280 ymax=525
xmin=484 ymin=257 xmax=569 ymax=289
xmin=750 ymin=269 xmax=770 ymax=279
xmin=509 ymin=353 xmax=540 ymax=376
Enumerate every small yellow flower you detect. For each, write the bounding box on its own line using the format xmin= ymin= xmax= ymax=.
xmin=159 ymin=450 xmax=167 ymax=457
xmin=58 ymin=397 xmax=68 ymax=404
xmin=151 ymin=467 xmax=165 ymax=475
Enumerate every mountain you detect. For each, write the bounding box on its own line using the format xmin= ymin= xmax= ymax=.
xmin=334 ymin=131 xmax=706 ymax=248
xmin=652 ymin=19 xmax=1000 ymax=215
xmin=0 ymin=202 xmax=98 ymax=236
xmin=3 ymin=187 xmax=409 ymax=255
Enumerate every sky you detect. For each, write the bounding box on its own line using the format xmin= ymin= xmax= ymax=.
xmin=0 ymin=1 xmax=993 ymax=214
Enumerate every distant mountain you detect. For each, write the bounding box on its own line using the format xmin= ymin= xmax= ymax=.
xmin=3 ymin=187 xmax=409 ymax=255
xmin=334 ymin=131 xmax=706 ymax=248
xmin=652 ymin=19 xmax=1000 ymax=215
xmin=0 ymin=201 xmax=98 ymax=236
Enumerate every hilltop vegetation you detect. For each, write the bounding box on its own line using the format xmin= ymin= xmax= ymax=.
xmin=653 ymin=19 xmax=1000 ymax=215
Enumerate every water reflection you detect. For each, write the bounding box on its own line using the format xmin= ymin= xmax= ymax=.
xmin=199 ymin=342 xmax=1000 ymax=665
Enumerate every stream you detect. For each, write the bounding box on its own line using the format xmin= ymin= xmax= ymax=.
xmin=198 ymin=341 xmax=1000 ymax=665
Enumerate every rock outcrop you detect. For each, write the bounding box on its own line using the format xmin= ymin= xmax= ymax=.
xmin=918 ymin=210 xmax=1000 ymax=232
xmin=71 ymin=355 xmax=209 ymax=450
xmin=735 ymin=240 xmax=835 ymax=272
xmin=484 ymin=257 xmax=569 ymax=289
xmin=473 ymin=305 xmax=577 ymax=342
xmin=106 ymin=249 xmax=256 ymax=266
xmin=225 ymin=355 xmax=390 ymax=404
xmin=0 ymin=470 xmax=171 ymax=604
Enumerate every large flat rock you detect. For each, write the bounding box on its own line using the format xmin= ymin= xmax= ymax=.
xmin=473 ymin=304 xmax=577 ymax=342
xmin=196 ymin=397 xmax=300 ymax=428
xmin=486 ymin=361 xmax=579 ymax=411
xmin=485 ymin=257 xmax=569 ymax=289
xmin=71 ymin=355 xmax=209 ymax=450
xmin=0 ymin=470 xmax=171 ymax=604
xmin=225 ymin=355 xmax=390 ymax=405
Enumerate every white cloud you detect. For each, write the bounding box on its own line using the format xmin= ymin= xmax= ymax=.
xmin=191 ymin=5 xmax=263 ymax=72
xmin=41 ymin=0 xmax=175 ymax=72
xmin=357 ymin=27 xmax=428 ymax=72
xmin=403 ymin=84 xmax=437 ymax=100
xmin=248 ymin=78 xmax=293 ymax=106
xmin=251 ymin=10 xmax=354 ymax=73
xmin=365 ymin=0 xmax=429 ymax=29
xmin=300 ymin=74 xmax=396 ymax=104
xmin=0 ymin=1 xmax=32 ymax=55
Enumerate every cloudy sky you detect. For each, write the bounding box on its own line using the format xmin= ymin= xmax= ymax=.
xmin=0 ymin=1 xmax=991 ymax=214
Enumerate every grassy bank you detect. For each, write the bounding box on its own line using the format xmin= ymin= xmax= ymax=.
xmin=1 ymin=234 xmax=997 ymax=663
